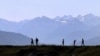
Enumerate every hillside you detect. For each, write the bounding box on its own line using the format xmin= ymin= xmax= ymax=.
xmin=0 ymin=31 xmax=30 ymax=45
xmin=0 ymin=45 xmax=100 ymax=56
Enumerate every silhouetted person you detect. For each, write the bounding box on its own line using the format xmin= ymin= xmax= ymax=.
xmin=31 ymin=38 xmax=34 ymax=46
xmin=35 ymin=37 xmax=39 ymax=46
xmin=73 ymin=40 xmax=76 ymax=46
xmin=81 ymin=38 xmax=84 ymax=46
xmin=62 ymin=39 xmax=64 ymax=46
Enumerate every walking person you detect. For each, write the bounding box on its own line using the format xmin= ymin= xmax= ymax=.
xmin=62 ymin=39 xmax=64 ymax=46
xmin=31 ymin=38 xmax=34 ymax=46
xmin=81 ymin=38 xmax=85 ymax=46
xmin=35 ymin=37 xmax=39 ymax=46
xmin=73 ymin=40 xmax=76 ymax=46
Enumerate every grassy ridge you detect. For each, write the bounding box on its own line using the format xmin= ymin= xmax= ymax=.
xmin=0 ymin=45 xmax=100 ymax=56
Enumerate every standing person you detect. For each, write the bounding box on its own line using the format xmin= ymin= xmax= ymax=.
xmin=73 ymin=40 xmax=76 ymax=46
xmin=31 ymin=38 xmax=34 ymax=46
xmin=62 ymin=39 xmax=64 ymax=46
xmin=35 ymin=37 xmax=39 ymax=46
xmin=82 ymin=38 xmax=84 ymax=46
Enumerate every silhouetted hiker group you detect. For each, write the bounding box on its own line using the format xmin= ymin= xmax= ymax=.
xmin=31 ymin=37 xmax=39 ymax=46
xmin=73 ymin=38 xmax=85 ymax=46
xmin=31 ymin=37 xmax=85 ymax=46
xmin=62 ymin=38 xmax=85 ymax=46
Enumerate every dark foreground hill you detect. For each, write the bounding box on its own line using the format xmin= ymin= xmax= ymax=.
xmin=0 ymin=45 xmax=100 ymax=56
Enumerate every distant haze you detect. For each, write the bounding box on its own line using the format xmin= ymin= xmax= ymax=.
xmin=0 ymin=14 xmax=100 ymax=45
xmin=0 ymin=0 xmax=100 ymax=22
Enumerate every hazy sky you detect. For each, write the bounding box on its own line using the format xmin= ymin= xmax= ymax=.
xmin=0 ymin=0 xmax=100 ymax=21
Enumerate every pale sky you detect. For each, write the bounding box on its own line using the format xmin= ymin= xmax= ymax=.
xmin=0 ymin=0 xmax=100 ymax=22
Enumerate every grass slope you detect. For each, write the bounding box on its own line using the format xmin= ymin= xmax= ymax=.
xmin=0 ymin=45 xmax=100 ymax=56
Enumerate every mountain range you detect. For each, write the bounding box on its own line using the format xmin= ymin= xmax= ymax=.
xmin=0 ymin=13 xmax=100 ymax=45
